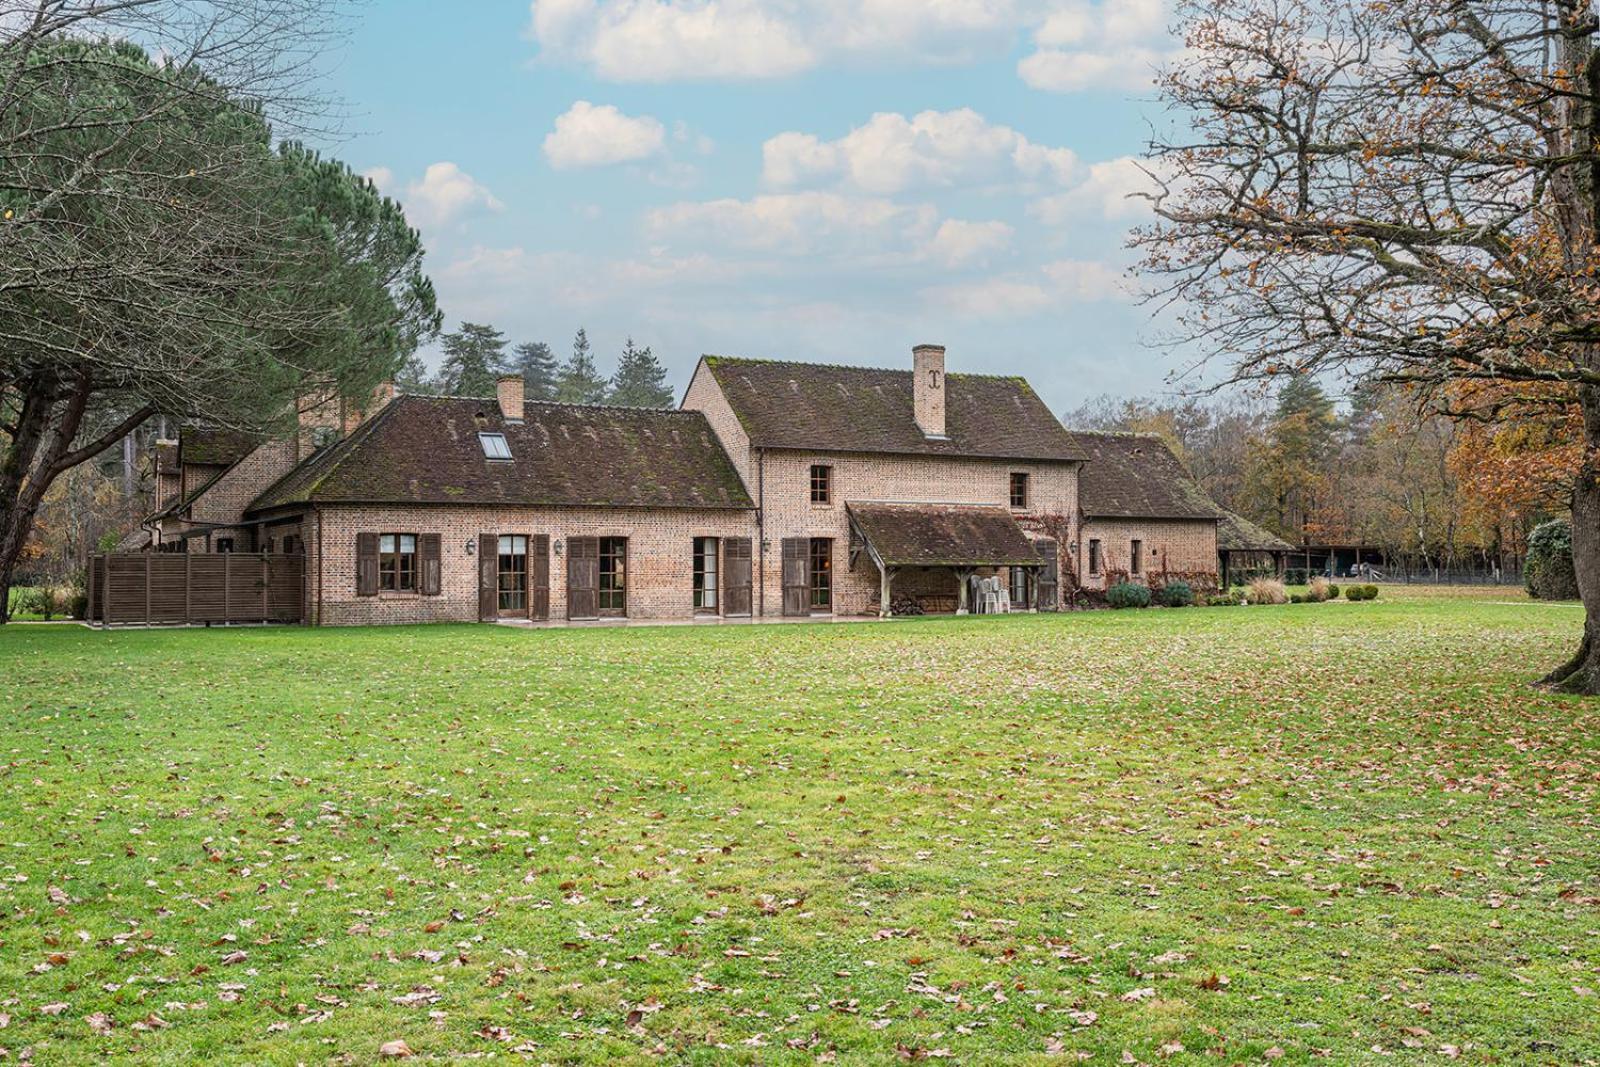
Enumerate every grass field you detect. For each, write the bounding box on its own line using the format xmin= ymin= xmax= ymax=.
xmin=1 ymin=590 xmax=1596 ymax=1065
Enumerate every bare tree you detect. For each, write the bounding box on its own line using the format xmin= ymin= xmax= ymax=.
xmin=0 ymin=2 xmax=438 ymax=617
xmin=1140 ymin=0 xmax=1600 ymax=691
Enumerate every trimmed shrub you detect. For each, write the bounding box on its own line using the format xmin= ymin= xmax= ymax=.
xmin=1363 ymin=584 xmax=1380 ymax=600
xmin=1160 ymin=580 xmax=1195 ymax=608
xmin=1246 ymin=578 xmax=1288 ymax=605
xmin=1327 ymin=584 xmax=1340 ymax=600
xmin=1206 ymin=592 xmax=1241 ymax=607
xmin=1345 ymin=585 xmax=1367 ymax=601
xmin=1290 ymin=593 xmax=1306 ymax=603
xmin=1526 ymin=519 xmax=1579 ymax=601
xmin=1106 ymin=581 xmax=1153 ymax=609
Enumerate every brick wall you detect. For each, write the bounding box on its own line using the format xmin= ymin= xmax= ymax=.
xmin=749 ymin=450 xmax=1078 ymax=616
xmin=683 ymin=361 xmax=753 ymax=488
xmin=1078 ymin=518 xmax=1219 ymax=591
xmin=310 ymin=503 xmax=754 ymax=626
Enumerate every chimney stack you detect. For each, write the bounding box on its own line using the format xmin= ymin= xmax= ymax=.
xmin=913 ymin=344 xmax=947 ymax=439
xmin=497 ymin=374 xmax=525 ymax=423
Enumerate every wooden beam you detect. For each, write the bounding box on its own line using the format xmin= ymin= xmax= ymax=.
xmin=954 ymin=568 xmax=973 ymax=615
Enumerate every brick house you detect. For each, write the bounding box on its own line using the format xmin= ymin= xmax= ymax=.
xmin=130 ymin=344 xmax=1239 ymax=625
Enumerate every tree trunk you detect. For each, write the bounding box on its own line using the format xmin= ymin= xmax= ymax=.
xmin=1543 ymin=385 xmax=1600 ymax=693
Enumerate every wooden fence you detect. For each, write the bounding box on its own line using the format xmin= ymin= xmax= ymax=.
xmin=88 ymin=553 xmax=305 ymax=627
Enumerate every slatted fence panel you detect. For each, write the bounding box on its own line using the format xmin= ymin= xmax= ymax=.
xmin=89 ymin=554 xmax=305 ymax=626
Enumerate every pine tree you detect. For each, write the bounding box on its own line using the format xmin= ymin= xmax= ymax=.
xmin=556 ymin=328 xmax=608 ymax=405
xmin=607 ymin=338 xmax=674 ymax=407
xmin=438 ymin=322 xmax=508 ymax=397
xmin=395 ymin=353 xmax=437 ymax=395
xmin=510 ymin=341 xmax=559 ymax=401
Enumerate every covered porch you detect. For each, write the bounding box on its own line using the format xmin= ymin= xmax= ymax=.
xmin=846 ymin=501 xmax=1058 ymax=618
xmin=1217 ymin=510 xmax=1295 ymax=585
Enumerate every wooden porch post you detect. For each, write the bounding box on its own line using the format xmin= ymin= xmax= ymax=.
xmin=955 ymin=568 xmax=973 ymax=615
xmin=877 ymin=562 xmax=897 ymax=619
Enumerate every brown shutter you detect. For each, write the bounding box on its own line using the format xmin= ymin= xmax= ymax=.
xmin=356 ymin=532 xmax=379 ymax=596
xmin=724 ymin=537 xmax=752 ymax=616
xmin=781 ymin=538 xmax=808 ymax=616
xmin=478 ymin=533 xmax=497 ymax=621
xmin=567 ymin=536 xmax=599 ymax=620
xmin=419 ymin=533 xmax=442 ymax=596
xmin=530 ymin=534 xmax=550 ymax=621
xmin=1035 ymin=538 xmax=1059 ymax=612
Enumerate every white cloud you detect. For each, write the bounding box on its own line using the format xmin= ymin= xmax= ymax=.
xmin=363 ymin=166 xmax=395 ymax=193
xmin=927 ymin=219 xmax=1013 ymax=267
xmin=393 ymin=162 xmax=504 ymax=229
xmin=543 ymin=100 xmax=668 ymax=168
xmin=762 ymin=108 xmax=1077 ymax=194
xmin=925 ymin=257 xmax=1127 ymax=317
xmin=1017 ymin=0 xmax=1177 ymax=92
xmin=1028 ymin=155 xmax=1163 ymax=224
xmin=647 ymin=191 xmax=939 ymax=255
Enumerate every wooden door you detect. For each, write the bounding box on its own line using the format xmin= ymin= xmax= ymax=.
xmin=478 ymin=533 xmax=497 ymax=621
xmin=724 ymin=537 xmax=752 ymax=616
xmin=530 ymin=534 xmax=550 ymax=621
xmin=781 ymin=537 xmax=809 ymax=616
xmin=1035 ymin=538 xmax=1059 ymax=612
xmin=567 ymin=536 xmax=599 ymax=619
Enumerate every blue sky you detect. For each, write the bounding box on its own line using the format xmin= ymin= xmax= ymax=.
xmin=322 ymin=0 xmax=1182 ymax=413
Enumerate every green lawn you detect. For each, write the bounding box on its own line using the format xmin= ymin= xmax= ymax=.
xmin=1 ymin=592 xmax=1596 ymax=1065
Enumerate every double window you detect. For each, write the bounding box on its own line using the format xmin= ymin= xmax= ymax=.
xmin=693 ymin=537 xmax=719 ymax=611
xmin=1009 ymin=472 xmax=1030 ymax=509
xmin=498 ymin=535 xmax=528 ymax=613
xmin=380 ymin=533 xmax=417 ymax=592
xmin=809 ymin=538 xmax=833 ymax=610
xmin=810 ymin=464 xmax=833 ymax=505
xmin=599 ymin=536 xmax=627 ymax=615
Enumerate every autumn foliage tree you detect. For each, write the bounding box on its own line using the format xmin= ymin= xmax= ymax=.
xmin=1141 ymin=0 xmax=1600 ymax=692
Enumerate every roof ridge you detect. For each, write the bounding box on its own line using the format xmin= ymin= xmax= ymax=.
xmin=703 ymin=354 xmax=1027 ymax=382
xmin=404 ymin=393 xmax=700 ymax=417
xmin=247 ymin=396 xmax=404 ymax=512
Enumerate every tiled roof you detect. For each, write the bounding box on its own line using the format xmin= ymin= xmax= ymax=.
xmin=847 ymin=501 xmax=1044 ymax=567
xmin=247 ymin=395 xmax=753 ymax=514
xmin=1070 ymin=432 xmax=1221 ymax=521
xmin=180 ymin=427 xmax=258 ymax=467
xmin=1218 ymin=510 xmax=1296 ymax=553
xmin=149 ymin=465 xmax=231 ymax=521
xmin=702 ymin=357 xmax=1085 ymax=462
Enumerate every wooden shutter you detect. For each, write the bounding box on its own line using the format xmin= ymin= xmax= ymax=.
xmin=724 ymin=537 xmax=752 ymax=616
xmin=356 ymin=532 xmax=379 ymax=597
xmin=781 ymin=538 xmax=809 ymax=616
xmin=530 ymin=534 xmax=550 ymax=621
xmin=478 ymin=533 xmax=497 ymax=621
xmin=419 ymin=534 xmax=442 ymax=596
xmin=1035 ymin=538 xmax=1059 ymax=612
xmin=567 ymin=536 xmax=599 ymax=620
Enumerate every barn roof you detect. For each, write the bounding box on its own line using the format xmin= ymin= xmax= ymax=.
xmin=1069 ymin=432 xmax=1220 ymax=521
xmin=246 ymin=395 xmax=753 ymax=515
xmin=701 ymin=356 xmax=1085 ymax=462
xmin=1217 ymin=510 xmax=1296 ymax=553
xmin=846 ymin=501 xmax=1044 ymax=568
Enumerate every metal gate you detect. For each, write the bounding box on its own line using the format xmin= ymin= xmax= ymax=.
xmin=87 ymin=553 xmax=305 ymax=626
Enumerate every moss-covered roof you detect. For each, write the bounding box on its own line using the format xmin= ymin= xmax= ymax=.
xmin=847 ymin=501 xmax=1044 ymax=567
xmin=1069 ymin=431 xmax=1221 ymax=521
xmin=246 ymin=396 xmax=753 ymax=515
xmin=1217 ymin=510 xmax=1296 ymax=553
xmin=179 ymin=427 xmax=259 ymax=467
xmin=703 ymin=356 xmax=1085 ymax=462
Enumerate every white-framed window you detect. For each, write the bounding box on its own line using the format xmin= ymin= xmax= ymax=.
xmin=693 ymin=537 xmax=719 ymax=611
xmin=478 ymin=432 xmax=512 ymax=460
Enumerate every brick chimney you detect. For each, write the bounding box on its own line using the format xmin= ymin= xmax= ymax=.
xmin=497 ymin=374 xmax=525 ymax=423
xmin=913 ymin=344 xmax=947 ymax=439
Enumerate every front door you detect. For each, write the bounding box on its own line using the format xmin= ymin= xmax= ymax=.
xmin=497 ymin=535 xmax=528 ymax=616
xmin=567 ymin=537 xmax=599 ymax=620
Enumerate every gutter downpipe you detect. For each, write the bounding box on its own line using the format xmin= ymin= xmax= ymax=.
xmin=757 ymin=447 xmax=766 ymax=618
xmin=314 ymin=505 xmax=323 ymax=627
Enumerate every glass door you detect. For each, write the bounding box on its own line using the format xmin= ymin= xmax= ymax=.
xmin=498 ymin=535 xmax=528 ymax=614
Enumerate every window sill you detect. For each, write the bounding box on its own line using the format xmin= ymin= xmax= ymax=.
xmin=378 ymin=591 xmax=420 ymax=601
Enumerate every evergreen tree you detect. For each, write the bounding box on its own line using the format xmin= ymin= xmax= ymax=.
xmin=608 ymin=338 xmax=674 ymax=407
xmin=556 ymin=328 xmax=609 ymax=405
xmin=510 ymin=341 xmax=559 ymax=401
xmin=438 ymin=322 xmax=508 ymax=397
xmin=395 ymin=353 xmax=437 ymax=395
xmin=1242 ymin=374 xmax=1339 ymax=542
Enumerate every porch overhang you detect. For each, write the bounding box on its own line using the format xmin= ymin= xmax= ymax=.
xmin=845 ymin=501 xmax=1043 ymax=617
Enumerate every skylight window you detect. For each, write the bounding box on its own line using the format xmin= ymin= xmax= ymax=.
xmin=478 ymin=432 xmax=512 ymax=460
